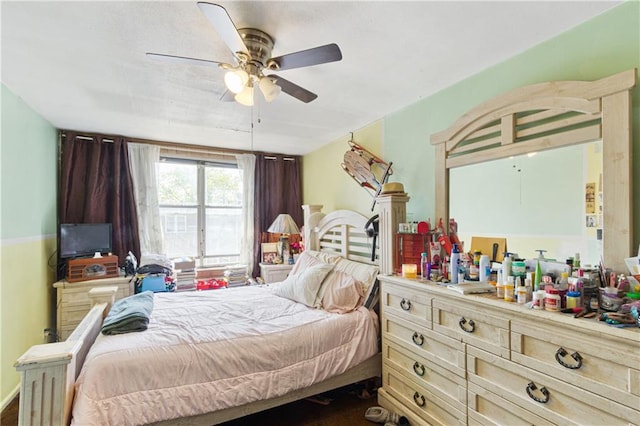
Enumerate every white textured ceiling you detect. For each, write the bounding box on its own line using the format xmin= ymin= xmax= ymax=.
xmin=1 ymin=1 xmax=620 ymax=155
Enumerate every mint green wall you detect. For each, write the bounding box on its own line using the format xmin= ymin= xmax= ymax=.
xmin=1 ymin=84 xmax=57 ymax=407
xmin=304 ymin=1 xmax=640 ymax=251
xmin=384 ymin=1 xmax=640 ymax=243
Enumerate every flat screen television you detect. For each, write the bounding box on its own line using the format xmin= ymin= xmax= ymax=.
xmin=59 ymin=223 xmax=113 ymax=259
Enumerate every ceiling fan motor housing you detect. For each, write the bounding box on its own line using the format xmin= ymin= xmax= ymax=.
xmin=238 ymin=28 xmax=275 ymax=70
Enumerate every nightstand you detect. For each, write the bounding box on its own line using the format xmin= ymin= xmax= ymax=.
xmin=54 ymin=275 xmax=133 ymax=340
xmin=260 ymin=263 xmax=293 ymax=283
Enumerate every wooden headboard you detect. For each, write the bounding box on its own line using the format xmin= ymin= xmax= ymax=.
xmin=430 ymin=69 xmax=636 ymax=272
xmin=305 ymin=208 xmax=377 ymax=265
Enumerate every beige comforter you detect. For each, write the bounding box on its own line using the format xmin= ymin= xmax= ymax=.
xmin=72 ymin=286 xmax=378 ymax=425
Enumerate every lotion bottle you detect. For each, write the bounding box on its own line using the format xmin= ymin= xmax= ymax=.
xmin=534 ymin=259 xmax=542 ymax=291
xmin=479 ymin=255 xmax=490 ymax=282
xmin=501 ymin=252 xmax=512 ymax=283
xmin=450 ymin=244 xmax=460 ymax=284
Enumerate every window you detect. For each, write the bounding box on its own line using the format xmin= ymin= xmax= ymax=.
xmin=157 ymin=158 xmax=243 ymax=266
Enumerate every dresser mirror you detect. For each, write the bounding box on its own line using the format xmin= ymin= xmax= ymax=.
xmin=449 ymin=140 xmax=602 ymax=266
xmin=430 ymin=69 xmax=636 ymax=272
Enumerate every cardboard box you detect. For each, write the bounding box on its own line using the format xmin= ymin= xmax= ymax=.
xmin=470 ymin=237 xmax=507 ymax=262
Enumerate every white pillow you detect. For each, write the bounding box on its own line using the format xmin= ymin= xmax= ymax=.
xmin=273 ymin=263 xmax=335 ymax=307
xmin=289 ymin=251 xmax=322 ymax=276
xmin=302 ymin=250 xmax=343 ymax=266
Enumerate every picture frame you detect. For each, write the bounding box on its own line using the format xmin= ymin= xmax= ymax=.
xmin=261 ymin=242 xmax=279 ymax=264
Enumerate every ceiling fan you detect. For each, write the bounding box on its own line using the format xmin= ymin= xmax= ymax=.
xmin=147 ymin=2 xmax=343 ymax=106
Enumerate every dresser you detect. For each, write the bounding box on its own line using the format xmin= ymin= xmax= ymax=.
xmin=377 ymin=275 xmax=640 ymax=426
xmin=259 ymin=263 xmax=293 ymax=283
xmin=54 ymin=275 xmax=134 ymax=340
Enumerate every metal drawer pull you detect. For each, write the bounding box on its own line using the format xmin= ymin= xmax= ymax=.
xmin=413 ymin=392 xmax=426 ymax=407
xmin=526 ymin=382 xmax=550 ymax=403
xmin=413 ymin=361 xmax=425 ymax=376
xmin=458 ymin=317 xmax=476 ymax=333
xmin=412 ymin=332 xmax=424 ymax=346
xmin=555 ymin=347 xmax=583 ymax=369
xmin=400 ymin=298 xmax=412 ymax=311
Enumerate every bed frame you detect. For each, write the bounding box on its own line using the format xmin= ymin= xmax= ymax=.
xmin=15 ymin=207 xmax=384 ymax=426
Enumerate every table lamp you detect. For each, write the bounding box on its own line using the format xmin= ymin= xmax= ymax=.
xmin=267 ymin=214 xmax=300 ymax=263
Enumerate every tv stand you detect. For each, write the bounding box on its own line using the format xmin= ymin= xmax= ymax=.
xmin=54 ymin=275 xmax=133 ymax=340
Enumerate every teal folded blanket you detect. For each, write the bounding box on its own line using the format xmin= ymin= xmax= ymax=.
xmin=101 ymin=291 xmax=154 ymax=335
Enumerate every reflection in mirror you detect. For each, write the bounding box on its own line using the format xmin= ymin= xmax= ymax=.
xmin=450 ymin=141 xmax=602 ymax=266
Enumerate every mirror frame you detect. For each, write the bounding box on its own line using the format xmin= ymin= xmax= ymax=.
xmin=430 ymin=69 xmax=636 ymax=272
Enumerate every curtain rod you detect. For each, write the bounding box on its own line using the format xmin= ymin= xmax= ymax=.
xmin=59 ymin=130 xmax=298 ymax=160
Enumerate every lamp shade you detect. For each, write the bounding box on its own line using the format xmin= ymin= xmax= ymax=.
xmin=259 ymin=76 xmax=281 ymax=102
xmin=224 ymin=69 xmax=249 ymax=94
xmin=234 ymin=84 xmax=254 ymax=106
xmin=267 ymin=214 xmax=300 ymax=235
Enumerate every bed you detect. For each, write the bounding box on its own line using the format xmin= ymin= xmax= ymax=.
xmin=15 ymin=207 xmax=383 ymax=426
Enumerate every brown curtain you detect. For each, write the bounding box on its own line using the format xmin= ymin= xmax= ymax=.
xmin=58 ymin=131 xmax=140 ymax=278
xmin=252 ymin=154 xmax=302 ymax=276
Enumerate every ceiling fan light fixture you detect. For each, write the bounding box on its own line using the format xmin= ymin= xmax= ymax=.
xmin=259 ymin=76 xmax=281 ymax=102
xmin=224 ymin=69 xmax=249 ymax=94
xmin=235 ymin=84 xmax=254 ymax=106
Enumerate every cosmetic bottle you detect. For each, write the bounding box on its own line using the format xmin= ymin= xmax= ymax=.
xmin=420 ymin=252 xmax=429 ymax=280
xmin=534 ymin=260 xmax=542 ymax=291
xmin=479 ymin=255 xmax=490 ymax=282
xmin=516 ymin=277 xmax=527 ymax=304
xmin=450 ymin=244 xmax=460 ymax=284
xmin=504 ymin=276 xmax=515 ymax=302
xmin=496 ymin=269 xmax=505 ymax=298
xmin=501 ymin=253 xmax=512 ymax=283
xmin=524 ymin=277 xmax=533 ymax=301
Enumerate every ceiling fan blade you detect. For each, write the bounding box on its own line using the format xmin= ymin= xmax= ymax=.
xmin=268 ymin=43 xmax=342 ymax=71
xmin=146 ymin=52 xmax=223 ymax=68
xmin=197 ymin=2 xmax=248 ymax=57
xmin=219 ymin=90 xmax=235 ymax=102
xmin=272 ymin=76 xmax=318 ymax=103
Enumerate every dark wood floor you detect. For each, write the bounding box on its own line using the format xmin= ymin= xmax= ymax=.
xmin=1 ymin=384 xmax=381 ymax=426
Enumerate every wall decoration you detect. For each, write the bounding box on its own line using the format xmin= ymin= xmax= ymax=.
xmin=585 ymin=182 xmax=596 ymax=214
xmin=261 ymin=243 xmax=279 ymax=264
xmin=341 ymin=134 xmax=393 ymax=210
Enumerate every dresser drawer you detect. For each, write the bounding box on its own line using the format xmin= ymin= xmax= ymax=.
xmin=378 ymin=388 xmax=430 ymax=426
xmin=433 ymin=299 xmax=510 ymax=358
xmin=381 ymin=281 xmax=432 ymax=329
xmin=511 ymin=320 xmax=640 ymax=409
xmin=60 ymin=305 xmax=90 ymax=325
xmin=60 ymin=283 xmax=129 ymax=307
xmin=382 ymin=313 xmax=465 ymax=377
xmin=382 ymin=364 xmax=466 ymax=426
xmin=383 ymin=341 xmax=466 ymax=412
xmin=467 ymin=381 xmax=553 ymax=426
xmin=60 ymin=286 xmax=92 ymax=306
xmin=467 ymin=346 xmax=640 ymax=425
